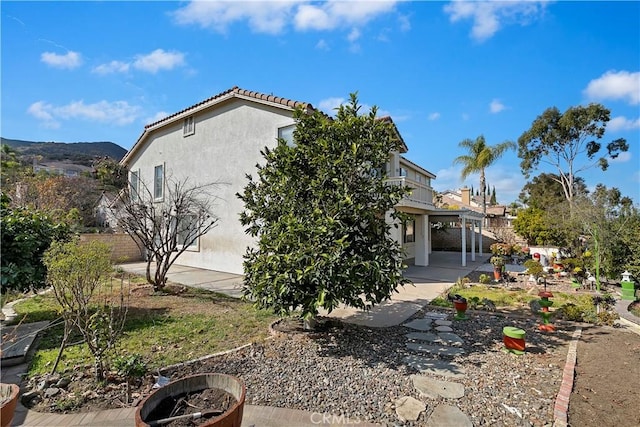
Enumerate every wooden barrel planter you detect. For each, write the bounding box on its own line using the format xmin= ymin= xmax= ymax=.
xmin=135 ymin=373 xmax=245 ymax=427
xmin=502 ymin=326 xmax=526 ymax=355
xmin=1 ymin=383 xmax=20 ymax=427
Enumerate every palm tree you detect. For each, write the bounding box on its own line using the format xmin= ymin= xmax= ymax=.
xmin=453 ymin=135 xmax=515 ymax=224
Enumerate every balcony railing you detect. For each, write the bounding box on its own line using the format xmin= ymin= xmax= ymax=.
xmin=386 ymin=176 xmax=434 ymax=208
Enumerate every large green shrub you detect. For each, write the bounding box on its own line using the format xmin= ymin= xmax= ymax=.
xmin=238 ymin=94 xmax=410 ymax=323
xmin=1 ymin=193 xmax=70 ymax=293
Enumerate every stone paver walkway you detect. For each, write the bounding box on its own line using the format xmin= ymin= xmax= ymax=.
xmin=396 ymin=310 xmax=473 ymax=425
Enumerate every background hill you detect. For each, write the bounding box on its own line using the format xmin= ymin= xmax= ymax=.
xmin=1 ymin=137 xmax=127 ymax=166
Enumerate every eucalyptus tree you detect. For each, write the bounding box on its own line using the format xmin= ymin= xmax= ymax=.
xmin=518 ymin=103 xmax=628 ymax=209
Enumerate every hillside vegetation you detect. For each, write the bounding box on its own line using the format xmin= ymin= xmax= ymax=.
xmin=1 ymin=137 xmax=127 ymax=166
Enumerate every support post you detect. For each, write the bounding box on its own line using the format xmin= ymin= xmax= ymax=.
xmin=471 ymin=220 xmax=476 ymax=262
xmin=461 ymin=216 xmax=467 ymax=267
xmin=479 ymin=219 xmax=483 ymax=256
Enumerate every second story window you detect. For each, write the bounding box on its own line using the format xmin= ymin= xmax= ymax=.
xmin=154 ymin=164 xmax=164 ymax=200
xmin=130 ymin=170 xmax=139 ymax=202
xmin=183 ymin=116 xmax=195 ymax=137
xmin=278 ymin=124 xmax=295 ymax=146
xmin=399 ymin=167 xmax=407 ymax=177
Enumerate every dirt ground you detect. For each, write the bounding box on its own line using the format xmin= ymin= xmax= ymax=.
xmin=569 ymin=324 xmax=640 ymax=427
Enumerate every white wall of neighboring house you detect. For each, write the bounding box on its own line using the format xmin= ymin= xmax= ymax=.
xmin=125 ymin=98 xmax=296 ymax=274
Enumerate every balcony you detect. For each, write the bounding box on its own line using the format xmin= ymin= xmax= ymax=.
xmin=386 ymin=176 xmax=435 ymax=210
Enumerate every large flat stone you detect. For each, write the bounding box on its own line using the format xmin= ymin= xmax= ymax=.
xmin=411 ymin=375 xmax=465 ymax=399
xmin=395 ymin=396 xmax=426 ymax=422
xmin=407 ymin=342 xmax=465 ymax=357
xmin=434 ymin=319 xmax=452 ymax=326
xmin=436 ymin=332 xmax=465 ymax=346
xmin=1 ymin=321 xmax=50 ymax=366
xmin=424 ymin=311 xmax=449 ymax=319
xmin=406 ymin=332 xmax=438 ymax=342
xmin=403 ymin=318 xmax=433 ymax=331
xmin=404 ymin=356 xmax=466 ymax=379
xmin=435 ymin=325 xmax=453 ymax=332
xmin=426 ymin=404 xmax=472 ymax=427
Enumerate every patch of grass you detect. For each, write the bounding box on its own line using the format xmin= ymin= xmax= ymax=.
xmin=10 ymin=293 xmax=60 ymax=324
xmin=25 ymin=282 xmax=277 ymax=377
xmin=431 ymin=284 xmax=589 ymax=310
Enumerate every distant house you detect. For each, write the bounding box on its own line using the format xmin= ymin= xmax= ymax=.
xmin=120 ymin=86 xmax=484 ymax=274
xmin=438 ymin=187 xmax=511 ymax=228
xmin=32 ymin=160 xmax=92 ymax=177
xmin=94 ymin=191 xmax=122 ymax=231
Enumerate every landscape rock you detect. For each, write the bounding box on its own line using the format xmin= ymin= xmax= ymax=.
xmin=403 ymin=318 xmax=433 ymax=331
xmin=394 ymin=395 xmax=426 ymax=422
xmin=407 ymin=342 xmax=465 ymax=357
xmin=411 ymin=375 xmax=465 ymax=399
xmin=426 ymin=404 xmax=472 ymax=427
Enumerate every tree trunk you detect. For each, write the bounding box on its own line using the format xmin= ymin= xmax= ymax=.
xmin=51 ymin=323 xmax=71 ymax=375
xmin=480 ymin=170 xmax=487 ymax=227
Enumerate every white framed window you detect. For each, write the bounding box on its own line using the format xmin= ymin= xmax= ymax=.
xmin=176 ymin=214 xmax=199 ymax=250
xmin=183 ymin=116 xmax=195 ymax=136
xmin=130 ymin=170 xmax=139 ymax=202
xmin=399 ymin=167 xmax=407 ymax=177
xmin=278 ymin=124 xmax=295 ymax=146
xmin=154 ymin=164 xmax=164 ymax=201
xmin=403 ymin=219 xmax=415 ymax=244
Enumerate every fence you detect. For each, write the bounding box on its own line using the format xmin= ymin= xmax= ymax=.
xmin=79 ymin=233 xmax=143 ymax=262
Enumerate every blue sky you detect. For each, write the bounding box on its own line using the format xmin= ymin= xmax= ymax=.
xmin=2 ymin=1 xmax=639 ymax=204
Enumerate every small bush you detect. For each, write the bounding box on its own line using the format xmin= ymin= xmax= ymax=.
xmin=478 ymin=274 xmax=491 ymax=284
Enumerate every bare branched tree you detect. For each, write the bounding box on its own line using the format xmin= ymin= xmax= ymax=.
xmin=119 ymin=176 xmax=221 ymax=291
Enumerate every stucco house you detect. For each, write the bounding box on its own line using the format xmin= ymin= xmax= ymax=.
xmin=439 ymin=187 xmax=511 ymax=228
xmin=120 ymin=86 xmax=483 ymax=274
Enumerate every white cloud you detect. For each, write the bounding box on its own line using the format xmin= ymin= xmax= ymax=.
xmin=145 ymin=111 xmax=171 ymax=125
xmin=584 ymin=70 xmax=640 ymax=105
xmin=27 ymin=101 xmax=60 ymax=129
xmin=398 ymin=14 xmax=411 ymax=32
xmin=27 ymin=99 xmax=142 ymax=127
xmin=489 ymin=99 xmax=506 ymax=113
xmin=133 ymin=49 xmax=185 ymax=74
xmin=295 ymin=1 xmax=398 ymax=31
xmin=296 ymin=4 xmax=332 ymax=31
xmin=40 ymin=51 xmax=82 ymax=69
xmin=347 ymin=28 xmax=361 ymax=42
xmin=443 ymin=1 xmax=549 ymax=42
xmin=316 ymin=39 xmax=330 ymax=50
xmin=608 ymin=116 xmax=640 ymax=132
xmin=609 ymin=151 xmax=632 ymax=164
xmin=428 ymin=112 xmax=441 ymax=121
xmin=172 ymin=1 xmax=399 ymax=37
xmin=172 ymin=1 xmax=297 ymax=34
xmin=318 ymin=97 xmax=346 ymax=114
xmin=92 ymin=60 xmax=130 ymax=75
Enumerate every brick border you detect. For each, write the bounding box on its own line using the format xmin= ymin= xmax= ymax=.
xmin=553 ymin=327 xmax=581 ymax=427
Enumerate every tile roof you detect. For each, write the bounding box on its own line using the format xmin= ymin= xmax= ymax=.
xmin=144 ymin=86 xmax=314 ymax=130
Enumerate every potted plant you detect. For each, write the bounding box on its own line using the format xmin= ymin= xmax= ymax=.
xmin=135 ymin=373 xmax=245 ymax=427
xmin=490 ymin=256 xmax=506 ymax=280
xmin=1 ymin=383 xmax=20 ymax=427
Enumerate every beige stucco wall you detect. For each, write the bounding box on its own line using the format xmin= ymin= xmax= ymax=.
xmin=125 ymin=99 xmax=296 ymax=274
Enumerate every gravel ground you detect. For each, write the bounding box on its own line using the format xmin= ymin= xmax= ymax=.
xmin=161 ymin=308 xmax=571 ymax=426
